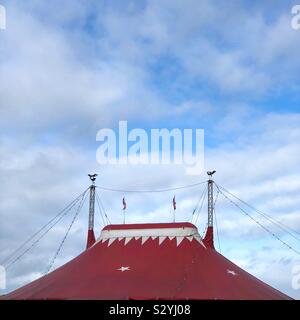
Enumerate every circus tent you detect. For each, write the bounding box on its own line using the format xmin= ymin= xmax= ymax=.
xmin=1 ymin=172 xmax=293 ymax=300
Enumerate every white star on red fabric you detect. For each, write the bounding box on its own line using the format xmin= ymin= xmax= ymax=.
xmin=227 ymin=269 xmax=238 ymax=276
xmin=117 ymin=266 xmax=130 ymax=272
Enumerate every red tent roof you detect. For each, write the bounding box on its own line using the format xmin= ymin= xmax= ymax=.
xmin=2 ymin=222 xmax=291 ymax=300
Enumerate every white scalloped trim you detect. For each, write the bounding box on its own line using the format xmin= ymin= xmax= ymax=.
xmin=96 ymin=226 xmax=206 ymax=248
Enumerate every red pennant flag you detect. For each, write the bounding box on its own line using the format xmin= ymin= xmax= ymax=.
xmin=122 ymin=197 xmax=126 ymax=210
xmin=173 ymin=196 xmax=176 ymax=210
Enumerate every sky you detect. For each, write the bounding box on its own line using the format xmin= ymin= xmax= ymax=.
xmin=0 ymin=0 xmax=300 ymax=299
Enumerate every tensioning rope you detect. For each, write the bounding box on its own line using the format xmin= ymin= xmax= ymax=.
xmin=96 ymin=192 xmax=107 ymax=226
xmin=95 ymin=191 xmax=109 ymax=225
xmin=95 ymin=191 xmax=111 ymax=224
xmin=45 ymin=191 xmax=87 ymax=274
xmin=194 ymin=185 xmax=208 ymax=226
xmin=216 ymin=185 xmax=300 ymax=256
xmin=2 ymin=188 xmax=89 ymax=267
xmin=214 ymin=189 xmax=221 ymax=253
xmin=95 ymin=181 xmax=207 ymax=193
xmin=216 ymin=184 xmax=300 ymax=243
xmin=190 ymin=185 xmax=207 ymax=223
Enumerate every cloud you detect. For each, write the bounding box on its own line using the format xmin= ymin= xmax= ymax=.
xmin=1 ymin=109 xmax=300 ymax=298
xmin=226 ymin=246 xmax=300 ymax=299
xmin=1 ymin=0 xmax=299 ymax=142
xmin=92 ymin=0 xmax=299 ymax=95
xmin=0 ymin=0 xmax=171 ymax=139
xmin=1 ymin=0 xmax=300 ymax=299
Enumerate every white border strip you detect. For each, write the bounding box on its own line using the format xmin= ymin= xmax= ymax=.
xmin=96 ymin=227 xmax=206 ymax=248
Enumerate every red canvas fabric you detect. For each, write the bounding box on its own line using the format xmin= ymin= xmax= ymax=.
xmin=203 ymin=226 xmax=214 ymax=249
xmin=2 ymin=222 xmax=291 ymax=300
xmin=86 ymin=229 xmax=96 ymax=249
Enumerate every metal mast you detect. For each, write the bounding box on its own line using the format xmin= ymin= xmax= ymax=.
xmin=207 ymin=171 xmax=216 ymax=227
xmin=86 ymin=174 xmax=97 ymax=249
xmin=88 ymin=174 xmax=97 ymax=230
xmin=203 ymin=170 xmax=216 ymax=249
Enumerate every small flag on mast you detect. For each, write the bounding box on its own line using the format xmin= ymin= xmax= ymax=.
xmin=173 ymin=196 xmax=176 ymax=210
xmin=172 ymin=195 xmax=176 ymax=222
xmin=122 ymin=197 xmax=127 ymax=224
xmin=122 ymin=197 xmax=126 ymax=210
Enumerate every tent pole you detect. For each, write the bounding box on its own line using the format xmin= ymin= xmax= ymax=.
xmin=207 ymin=171 xmax=216 ymax=227
xmin=86 ymin=174 xmax=97 ymax=249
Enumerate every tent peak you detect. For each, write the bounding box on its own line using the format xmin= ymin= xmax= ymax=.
xmin=103 ymin=222 xmax=196 ymax=231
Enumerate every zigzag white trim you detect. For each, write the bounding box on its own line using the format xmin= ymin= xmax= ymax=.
xmin=96 ymin=226 xmax=206 ymax=248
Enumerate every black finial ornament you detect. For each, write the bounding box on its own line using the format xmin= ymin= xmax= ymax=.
xmin=207 ymin=171 xmax=216 ymax=178
xmin=88 ymin=174 xmax=98 ymax=183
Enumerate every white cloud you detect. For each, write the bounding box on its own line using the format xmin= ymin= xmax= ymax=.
xmin=1 ymin=110 xmax=300 ymax=298
xmin=1 ymin=0 xmax=300 ymax=299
